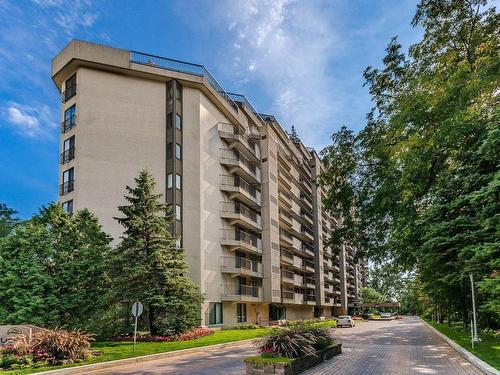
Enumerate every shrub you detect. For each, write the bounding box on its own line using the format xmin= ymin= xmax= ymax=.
xmin=110 ymin=327 xmax=214 ymax=342
xmin=221 ymin=324 xmax=259 ymax=330
xmin=31 ymin=329 xmax=94 ymax=361
xmin=255 ymin=326 xmax=335 ymax=359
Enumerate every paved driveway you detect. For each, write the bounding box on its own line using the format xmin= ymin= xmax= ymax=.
xmin=83 ymin=316 xmax=483 ymax=374
xmin=305 ymin=316 xmax=484 ymax=375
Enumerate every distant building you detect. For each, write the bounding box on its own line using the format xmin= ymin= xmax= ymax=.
xmin=52 ymin=40 xmax=366 ymax=325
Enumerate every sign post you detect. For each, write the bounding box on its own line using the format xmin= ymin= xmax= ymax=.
xmin=469 ymin=273 xmax=481 ymax=347
xmin=131 ymin=301 xmax=143 ymax=353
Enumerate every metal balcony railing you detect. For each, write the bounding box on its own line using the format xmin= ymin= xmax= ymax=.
xmin=220 ymin=202 xmax=261 ymax=225
xmin=220 ymin=175 xmax=261 ymax=202
xmin=281 ymin=269 xmax=295 ymax=281
xmin=280 ymin=229 xmax=293 ymax=241
xmin=220 ymin=149 xmax=260 ymax=180
xmin=221 ymin=228 xmax=262 ymax=250
xmin=282 ymin=291 xmax=294 ymax=300
xmin=221 ymin=256 xmax=261 ymax=273
xmin=304 ymin=294 xmax=316 ymax=302
xmin=130 ymin=51 xmax=238 ymax=112
xmin=223 ymin=284 xmax=261 ymax=298
xmin=59 ymin=180 xmax=74 ymax=195
xmin=62 ymin=84 xmax=76 ymax=103
xmin=60 ymin=147 xmax=75 ymax=164
xmin=281 ymin=249 xmax=294 ymax=260
xmin=61 ymin=115 xmax=76 ymax=133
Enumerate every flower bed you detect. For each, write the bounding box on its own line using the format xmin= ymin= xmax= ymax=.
xmin=109 ymin=328 xmax=214 ymax=342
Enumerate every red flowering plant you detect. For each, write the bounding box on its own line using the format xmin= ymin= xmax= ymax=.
xmin=259 ymin=347 xmax=278 ymax=358
xmin=110 ymin=328 xmax=214 ymax=342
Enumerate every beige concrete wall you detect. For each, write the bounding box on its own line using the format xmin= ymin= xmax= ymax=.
xmin=59 ymin=67 xmax=166 ymax=242
xmin=286 ymin=305 xmax=314 ymax=321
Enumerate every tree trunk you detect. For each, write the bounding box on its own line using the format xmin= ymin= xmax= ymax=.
xmin=149 ymin=307 xmax=156 ymax=336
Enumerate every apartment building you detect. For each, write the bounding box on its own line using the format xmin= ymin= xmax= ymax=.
xmin=52 ymin=40 xmax=365 ymax=326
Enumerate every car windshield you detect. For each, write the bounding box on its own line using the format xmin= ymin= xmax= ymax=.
xmin=339 ymin=316 xmax=350 ymax=319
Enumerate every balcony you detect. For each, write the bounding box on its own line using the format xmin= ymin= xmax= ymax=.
xmin=217 ymin=122 xmax=259 ymax=163
xmin=301 ymin=225 xmax=314 ymax=242
xmin=281 ymin=290 xmax=295 ymax=303
xmin=59 ymin=180 xmax=74 ymax=196
xmin=278 ymin=167 xmax=292 ymax=189
xmin=221 ymin=228 xmax=262 ymax=255
xmin=302 ymin=259 xmax=315 ymax=273
xmin=60 ymin=147 xmax=75 ymax=164
xmin=281 ymin=269 xmax=295 ymax=284
xmin=299 ymin=177 xmax=312 ymax=193
xmin=61 ymin=115 xmax=76 ymax=133
xmin=62 ymin=84 xmax=76 ymax=103
xmin=301 ymin=243 xmax=315 ymax=257
xmin=280 ymin=249 xmax=294 ymax=265
xmin=278 ymin=189 xmax=293 ymax=208
xmin=279 ymin=209 xmax=293 ymax=227
xmin=220 ymin=175 xmax=261 ymax=207
xmin=280 ymin=229 xmax=293 ymax=246
xmin=220 ymin=202 xmax=261 ymax=231
xmin=222 ymin=284 xmax=263 ymax=302
xmin=303 ymin=294 xmax=316 ymax=305
xmin=303 ymin=277 xmax=316 ymax=289
xmin=221 ymin=256 xmax=263 ymax=278
xmin=219 ymin=149 xmax=261 ymax=184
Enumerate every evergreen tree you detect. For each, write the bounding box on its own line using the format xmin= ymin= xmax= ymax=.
xmin=289 ymin=125 xmax=300 ymax=144
xmin=0 ymin=203 xmax=19 ymax=237
xmin=112 ymin=170 xmax=203 ymax=335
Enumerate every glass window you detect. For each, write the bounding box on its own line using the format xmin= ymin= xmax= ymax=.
xmin=62 ymin=105 xmax=76 ymax=133
xmin=175 ymin=85 xmax=182 ymax=101
xmin=63 ymin=136 xmax=74 ymax=151
xmin=175 ymin=114 xmax=182 ymax=130
xmin=175 ymin=205 xmax=181 ymax=220
xmin=62 ymin=200 xmax=73 ymax=215
xmin=63 ymin=168 xmax=74 ymax=183
xmin=175 ymin=174 xmax=181 ymax=190
xmin=64 ymin=74 xmax=76 ymax=102
xmin=175 ymin=144 xmax=182 ymax=159
xmin=237 ymin=303 xmax=247 ymax=323
xmin=167 ymin=113 xmax=173 ymax=129
xmin=167 ymin=143 xmax=173 ymax=159
xmin=167 ymin=173 xmax=173 ymax=189
xmin=209 ymin=302 xmax=223 ymax=325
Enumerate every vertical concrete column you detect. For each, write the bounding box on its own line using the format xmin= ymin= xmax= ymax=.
xmin=311 ymin=155 xmax=325 ymax=310
xmin=339 ymin=240 xmax=348 ymax=315
xmin=259 ymin=126 xmax=282 ymax=306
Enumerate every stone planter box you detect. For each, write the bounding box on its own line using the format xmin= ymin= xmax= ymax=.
xmin=245 ymin=343 xmax=342 ymax=375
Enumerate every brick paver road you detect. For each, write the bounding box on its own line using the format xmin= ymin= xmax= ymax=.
xmin=305 ymin=316 xmax=484 ymax=375
xmin=82 ymin=316 xmax=483 ymax=374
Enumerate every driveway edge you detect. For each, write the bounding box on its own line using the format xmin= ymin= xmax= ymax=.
xmin=420 ymin=317 xmax=499 ymax=375
xmin=32 ymin=338 xmax=257 ymax=375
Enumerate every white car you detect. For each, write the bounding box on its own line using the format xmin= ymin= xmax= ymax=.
xmin=381 ymin=313 xmax=393 ymax=319
xmin=337 ymin=315 xmax=355 ymax=328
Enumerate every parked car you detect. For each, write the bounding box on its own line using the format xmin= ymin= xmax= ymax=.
xmin=337 ymin=315 xmax=355 ymax=328
xmin=380 ymin=312 xmax=392 ymax=318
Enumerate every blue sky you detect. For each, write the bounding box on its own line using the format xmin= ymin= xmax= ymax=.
xmin=0 ymin=0 xmax=423 ymax=218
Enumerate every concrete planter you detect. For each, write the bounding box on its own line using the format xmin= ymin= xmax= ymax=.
xmin=245 ymin=343 xmax=342 ymax=375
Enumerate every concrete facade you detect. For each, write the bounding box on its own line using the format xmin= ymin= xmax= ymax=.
xmin=52 ymin=40 xmax=365 ymax=326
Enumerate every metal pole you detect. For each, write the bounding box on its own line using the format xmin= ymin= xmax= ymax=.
xmin=133 ymin=306 xmax=138 ymax=352
xmin=469 ymin=273 xmax=479 ymax=343
xmin=471 ymin=320 xmax=474 ymax=349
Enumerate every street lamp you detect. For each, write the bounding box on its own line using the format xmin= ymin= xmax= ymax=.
xmin=469 ymin=273 xmax=481 ymax=348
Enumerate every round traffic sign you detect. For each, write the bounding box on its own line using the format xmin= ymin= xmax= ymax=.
xmin=131 ymin=301 xmax=143 ymax=317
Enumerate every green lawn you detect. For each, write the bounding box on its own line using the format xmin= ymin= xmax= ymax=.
xmin=425 ymin=320 xmax=500 ymax=370
xmin=310 ymin=319 xmax=338 ymax=328
xmin=4 ymin=328 xmax=270 ymax=374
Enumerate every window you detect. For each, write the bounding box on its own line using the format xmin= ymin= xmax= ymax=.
xmin=175 ymin=85 xmax=182 ymax=101
xmin=62 ymin=105 xmax=76 ymax=133
xmin=61 ymin=136 xmax=75 ymax=164
xmin=269 ymin=304 xmax=286 ymax=321
xmin=175 ymin=238 xmax=181 ymax=248
xmin=175 ymin=174 xmax=182 ymax=190
xmin=175 ymin=114 xmax=182 ymax=130
xmin=167 ymin=143 xmax=173 ymax=158
xmin=237 ymin=303 xmax=247 ymax=323
xmin=167 ymin=113 xmax=173 ymax=129
xmin=209 ymin=302 xmax=223 ymax=325
xmin=61 ymin=200 xmax=73 ymax=215
xmin=63 ymin=74 xmax=76 ymax=102
xmin=167 ymin=173 xmax=173 ymax=189
xmin=175 ymin=205 xmax=181 ymax=220
xmin=61 ymin=168 xmax=74 ymax=195
xmin=175 ymin=144 xmax=182 ymax=159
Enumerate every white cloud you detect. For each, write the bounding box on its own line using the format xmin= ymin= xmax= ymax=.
xmin=211 ymin=0 xmax=345 ymax=150
xmin=4 ymin=103 xmax=56 ymax=138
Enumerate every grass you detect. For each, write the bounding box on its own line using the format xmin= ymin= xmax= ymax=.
xmin=310 ymin=319 xmax=338 ymax=328
xmin=425 ymin=320 xmax=500 ymax=370
xmin=3 ymin=328 xmax=270 ymax=374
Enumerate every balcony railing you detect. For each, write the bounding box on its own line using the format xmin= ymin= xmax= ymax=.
xmin=130 ymin=51 xmax=238 ymax=112
xmin=220 ymin=175 xmax=261 ymax=203
xmin=304 ymin=294 xmax=316 ymax=302
xmin=223 ymin=284 xmax=261 ymax=298
xmin=221 ymin=228 xmax=262 ymax=251
xmin=281 ymin=269 xmax=295 ymax=282
xmin=281 ymin=249 xmax=294 ymax=261
xmin=62 ymin=85 xmax=76 ymax=103
xmin=60 ymin=147 xmax=75 ymax=164
xmin=220 ymin=149 xmax=260 ymax=181
xmin=281 ymin=290 xmax=294 ymax=300
xmin=59 ymin=180 xmax=74 ymax=195
xmin=61 ymin=115 xmax=76 ymax=133
xmin=220 ymin=202 xmax=261 ymax=226
xmin=221 ymin=256 xmax=262 ymax=274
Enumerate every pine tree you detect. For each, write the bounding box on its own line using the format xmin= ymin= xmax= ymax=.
xmin=0 ymin=203 xmax=19 ymax=237
xmin=289 ymin=125 xmax=300 ymax=144
xmin=112 ymin=170 xmax=203 ymax=335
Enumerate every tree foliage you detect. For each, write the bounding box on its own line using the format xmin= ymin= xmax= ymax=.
xmin=111 ymin=170 xmax=204 ymax=336
xmin=0 ymin=203 xmax=19 ymax=237
xmin=319 ymin=0 xmax=499 ymax=326
xmin=360 ymin=287 xmax=384 ymax=304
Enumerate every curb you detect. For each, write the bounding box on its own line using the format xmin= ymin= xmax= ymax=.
xmin=32 ymin=338 xmax=257 ymax=374
xmin=420 ymin=317 xmax=499 ymax=375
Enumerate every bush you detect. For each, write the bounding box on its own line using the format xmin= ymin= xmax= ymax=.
xmin=110 ymin=327 xmax=214 ymax=342
xmin=31 ymin=329 xmax=94 ymax=361
xmin=255 ymin=325 xmax=334 ymax=359
xmin=221 ymin=324 xmax=259 ymax=330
